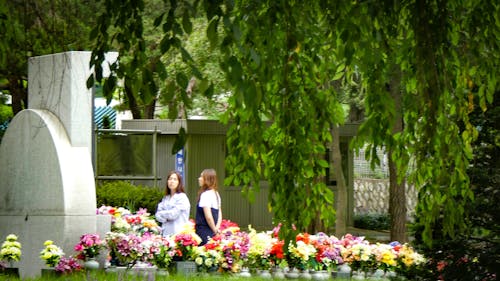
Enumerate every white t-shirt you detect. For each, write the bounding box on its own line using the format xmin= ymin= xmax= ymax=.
xmin=198 ymin=189 xmax=220 ymax=209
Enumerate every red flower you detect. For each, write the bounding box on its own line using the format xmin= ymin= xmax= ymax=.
xmin=270 ymin=240 xmax=285 ymax=259
xmin=296 ymin=233 xmax=311 ymax=244
xmin=437 ymin=260 xmax=447 ymax=271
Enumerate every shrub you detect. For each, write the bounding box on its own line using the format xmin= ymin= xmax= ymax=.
xmin=96 ymin=181 xmax=164 ymax=214
xmin=353 ymin=213 xmax=390 ymax=231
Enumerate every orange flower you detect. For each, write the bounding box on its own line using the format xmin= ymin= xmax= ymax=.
xmin=296 ymin=233 xmax=310 ymax=244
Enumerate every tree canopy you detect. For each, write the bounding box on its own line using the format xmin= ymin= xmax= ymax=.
xmin=88 ymin=0 xmax=499 ymax=246
xmin=0 ymin=0 xmax=496 ymax=249
xmin=0 ymin=0 xmax=100 ymax=115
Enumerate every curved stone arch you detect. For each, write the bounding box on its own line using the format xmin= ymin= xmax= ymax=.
xmin=0 ymin=109 xmax=96 ymax=216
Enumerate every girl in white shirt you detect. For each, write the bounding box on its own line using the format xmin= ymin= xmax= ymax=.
xmin=195 ymin=169 xmax=222 ymax=245
xmin=155 ymin=171 xmax=190 ymax=237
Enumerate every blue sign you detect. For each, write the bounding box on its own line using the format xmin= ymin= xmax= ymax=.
xmin=175 ymin=148 xmax=185 ymax=184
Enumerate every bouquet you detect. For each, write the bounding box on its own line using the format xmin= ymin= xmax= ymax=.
xmin=193 ymin=246 xmax=221 ymax=272
xmin=308 ymin=233 xmax=343 ymax=271
xmin=288 ymin=233 xmax=317 ymax=271
xmin=246 ymin=228 xmax=274 ymax=270
xmin=98 ymin=206 xmax=161 ymax=235
xmin=269 ymin=238 xmax=285 ymax=268
xmin=127 ymin=208 xmax=161 ymax=235
xmin=371 ymin=242 xmax=398 ymax=271
xmin=105 ymin=232 xmax=142 ymax=266
xmin=392 ymin=242 xmax=426 ymax=276
xmin=219 ymin=219 xmax=241 ymax=234
xmin=340 ymin=235 xmax=376 ymax=272
xmin=40 ymin=240 xmax=65 ymax=267
xmin=173 ymin=232 xmax=201 ymax=261
xmin=0 ymin=234 xmax=22 ymax=267
xmin=74 ymin=233 xmax=104 ymax=261
xmin=97 ymin=206 xmax=132 ymax=233
xmin=55 ymin=256 xmax=83 ymax=274
xmin=149 ymin=235 xmax=175 ymax=269
xmin=205 ymin=229 xmax=250 ymax=273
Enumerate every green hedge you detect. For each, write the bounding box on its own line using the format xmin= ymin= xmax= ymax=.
xmin=353 ymin=213 xmax=390 ymax=231
xmin=96 ymin=181 xmax=164 ymax=214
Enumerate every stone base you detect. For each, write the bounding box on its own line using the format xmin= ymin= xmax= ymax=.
xmin=0 ymin=268 xmax=19 ymax=277
xmin=175 ymin=261 xmax=197 ymax=276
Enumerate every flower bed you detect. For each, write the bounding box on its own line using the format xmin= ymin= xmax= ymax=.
xmin=4 ymin=205 xmax=428 ymax=278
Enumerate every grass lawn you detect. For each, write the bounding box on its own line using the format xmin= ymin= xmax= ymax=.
xmin=1 ymin=270 xmax=354 ymax=281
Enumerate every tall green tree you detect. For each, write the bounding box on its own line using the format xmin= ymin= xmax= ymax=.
xmin=0 ymin=0 xmax=100 ymax=115
xmin=329 ymin=0 xmax=499 ymax=245
xmin=89 ymin=0 xmax=499 ymax=247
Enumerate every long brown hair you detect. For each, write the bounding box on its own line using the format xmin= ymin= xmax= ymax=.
xmin=165 ymin=170 xmax=185 ymax=196
xmin=197 ymin=168 xmax=218 ymax=201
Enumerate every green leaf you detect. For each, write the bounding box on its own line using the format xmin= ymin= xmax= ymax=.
xmin=86 ymin=76 xmax=94 ymax=90
xmin=171 ymin=127 xmax=186 ymax=155
xmin=160 ymin=36 xmax=171 ymax=54
xmin=207 ymin=17 xmax=218 ymax=46
xmin=182 ymin=11 xmax=192 ymax=34
xmin=317 ymin=159 xmax=329 ymax=168
xmin=176 ymin=72 xmax=188 ymax=89
xmin=153 ymin=13 xmax=164 ymax=27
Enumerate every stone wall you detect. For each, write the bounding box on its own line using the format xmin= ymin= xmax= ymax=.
xmin=353 ymin=178 xmax=418 ymax=220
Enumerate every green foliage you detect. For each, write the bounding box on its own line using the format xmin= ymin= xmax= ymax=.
xmin=353 ymin=213 xmax=390 ymax=231
xmin=0 ymin=97 xmax=12 ymax=142
xmin=89 ymin=0 xmax=500 ymax=249
xmin=411 ymin=93 xmax=499 ymax=280
xmin=218 ymin=1 xmax=343 ymax=239
xmin=96 ymin=181 xmax=163 ymax=214
xmin=1 ymin=0 xmax=100 ymax=115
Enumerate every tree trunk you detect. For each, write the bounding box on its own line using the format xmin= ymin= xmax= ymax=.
xmin=332 ymin=125 xmax=347 ymax=237
xmin=388 ymin=66 xmax=407 ymax=243
xmin=144 ymin=99 xmax=156 ymax=119
xmin=8 ymin=76 xmax=27 ymax=115
xmin=389 ymin=149 xmax=407 ymax=242
xmin=124 ymin=81 xmax=142 ymax=119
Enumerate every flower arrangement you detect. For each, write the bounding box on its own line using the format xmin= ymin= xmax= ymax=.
xmin=40 ymin=240 xmax=65 ymax=267
xmin=288 ymin=233 xmax=317 ymax=270
xmin=97 ymin=206 xmax=161 ymax=235
xmin=93 ymin=206 xmax=427 ymax=277
xmin=371 ymin=242 xmax=398 ymax=272
xmin=149 ymin=235 xmax=175 ymax=269
xmin=339 ymin=235 xmax=376 ymax=272
xmin=173 ymin=232 xmax=202 ymax=261
xmin=55 ymin=256 xmax=83 ymax=274
xmin=0 ymin=234 xmax=22 ymax=267
xmin=308 ymin=233 xmax=343 ymax=271
xmin=391 ymin=242 xmax=426 ymax=275
xmin=204 ymin=229 xmax=250 ymax=273
xmin=74 ymin=233 xmax=104 ymax=261
xmin=219 ymin=219 xmax=241 ymax=234
xmin=105 ymin=232 xmax=143 ymax=266
xmin=125 ymin=208 xmax=162 ymax=236
xmin=194 ymin=246 xmax=222 ymax=272
xmin=246 ymin=229 xmax=274 ymax=270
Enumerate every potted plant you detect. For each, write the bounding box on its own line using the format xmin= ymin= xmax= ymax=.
xmin=54 ymin=256 xmax=83 ymax=275
xmin=74 ymin=233 xmax=104 ymax=269
xmin=40 ymin=240 xmax=65 ymax=276
xmin=172 ymin=229 xmax=201 ymax=275
xmin=0 ymin=234 xmax=22 ymax=277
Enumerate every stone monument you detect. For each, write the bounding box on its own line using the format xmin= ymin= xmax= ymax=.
xmin=0 ymin=51 xmax=114 ymax=278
